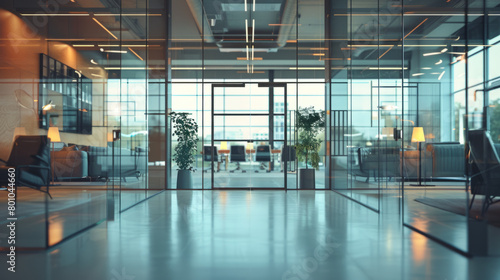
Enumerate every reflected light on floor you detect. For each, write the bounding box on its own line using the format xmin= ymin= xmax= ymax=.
xmin=411 ymin=218 xmax=429 ymax=263
xmin=219 ymin=191 xmax=228 ymax=217
xmin=246 ymin=191 xmax=252 ymax=216
xmin=49 ymin=220 xmax=64 ymax=246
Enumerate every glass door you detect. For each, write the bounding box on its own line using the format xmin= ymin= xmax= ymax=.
xmin=205 ymin=83 xmax=289 ymax=189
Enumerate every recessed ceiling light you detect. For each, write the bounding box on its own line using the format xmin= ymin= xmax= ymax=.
xmin=412 ymin=73 xmax=424 ymax=76
xmin=435 ymin=59 xmax=442 ymax=65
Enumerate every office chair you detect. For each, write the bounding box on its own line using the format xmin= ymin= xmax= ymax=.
xmin=255 ymin=145 xmax=271 ymax=173
xmin=203 ymin=146 xmax=219 ymax=173
xmin=0 ymin=136 xmax=52 ymax=198
xmin=229 ymin=145 xmax=246 ymax=173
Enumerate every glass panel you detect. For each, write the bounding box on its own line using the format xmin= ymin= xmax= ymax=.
xmin=214 ymin=116 xmax=269 ymax=141
xmin=402 ymin=1 xmax=469 ymax=254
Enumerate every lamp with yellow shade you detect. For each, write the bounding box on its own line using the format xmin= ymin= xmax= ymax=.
xmin=246 ymin=142 xmax=254 ymax=151
xmin=47 ymin=127 xmax=61 ymax=184
xmin=220 ymin=141 xmax=228 ymax=150
xmin=411 ymin=127 xmax=425 ymax=143
xmin=410 ymin=127 xmax=434 ymax=186
xmin=47 ymin=127 xmax=61 ymax=142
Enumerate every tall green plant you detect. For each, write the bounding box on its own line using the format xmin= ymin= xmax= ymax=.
xmin=295 ymin=107 xmax=325 ymax=170
xmin=170 ymin=112 xmax=199 ymax=171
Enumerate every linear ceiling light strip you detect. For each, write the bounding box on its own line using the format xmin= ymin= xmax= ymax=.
xmin=92 ymin=18 xmax=118 ymax=40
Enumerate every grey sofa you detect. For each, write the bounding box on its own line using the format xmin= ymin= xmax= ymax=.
xmin=424 ymin=142 xmax=465 ymax=179
xmin=351 ymin=147 xmax=402 ymax=182
xmin=351 ymin=142 xmax=500 ymax=182
xmin=51 ymin=150 xmax=89 ymax=180
xmin=84 ymin=146 xmax=147 ymax=180
xmin=50 ymin=145 xmax=146 ymax=181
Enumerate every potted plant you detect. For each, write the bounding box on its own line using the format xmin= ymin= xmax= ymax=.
xmin=295 ymin=107 xmax=325 ymax=189
xmin=170 ymin=112 xmax=198 ymax=189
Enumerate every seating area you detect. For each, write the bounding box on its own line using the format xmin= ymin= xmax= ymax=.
xmin=203 ymin=144 xmax=289 ymax=174
xmin=51 ymin=143 xmax=147 ymax=182
xmin=349 ymin=140 xmax=500 ymax=182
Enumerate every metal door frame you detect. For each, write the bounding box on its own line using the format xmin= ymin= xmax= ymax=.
xmin=209 ymin=82 xmax=288 ymax=190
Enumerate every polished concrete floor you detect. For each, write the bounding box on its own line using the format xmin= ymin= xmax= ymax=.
xmin=1 ymin=190 xmax=500 ymax=280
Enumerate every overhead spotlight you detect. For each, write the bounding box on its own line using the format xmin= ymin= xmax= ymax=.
xmin=90 ymin=59 xmax=98 ymax=65
xmin=210 ymin=19 xmax=216 ymax=26
xmin=440 ymin=48 xmax=448 ymax=53
xmin=42 ymin=100 xmax=55 ymax=111
xmin=435 ymin=59 xmax=442 ymax=65
xmin=100 ymin=48 xmax=104 ymax=52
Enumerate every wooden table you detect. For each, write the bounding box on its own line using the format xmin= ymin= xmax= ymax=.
xmin=218 ymin=149 xmax=230 ymax=170
xmin=271 ymin=149 xmax=281 ymax=171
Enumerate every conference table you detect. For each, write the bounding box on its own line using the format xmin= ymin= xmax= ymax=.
xmin=203 ymin=148 xmax=282 ymax=172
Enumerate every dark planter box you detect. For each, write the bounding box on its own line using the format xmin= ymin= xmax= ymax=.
xmin=177 ymin=169 xmax=193 ymax=189
xmin=299 ymin=168 xmax=315 ymax=189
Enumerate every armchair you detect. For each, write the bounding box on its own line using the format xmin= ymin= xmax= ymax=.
xmin=0 ymin=136 xmax=52 ymax=198
xmin=468 ymin=130 xmax=500 ymax=215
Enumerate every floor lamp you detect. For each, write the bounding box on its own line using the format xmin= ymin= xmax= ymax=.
xmin=47 ymin=127 xmax=61 ymax=185
xmin=410 ymin=127 xmax=434 ymax=187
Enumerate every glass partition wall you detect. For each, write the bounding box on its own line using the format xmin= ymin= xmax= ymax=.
xmin=0 ymin=0 xmax=166 ymax=249
xmin=327 ymin=0 xmax=500 ymax=256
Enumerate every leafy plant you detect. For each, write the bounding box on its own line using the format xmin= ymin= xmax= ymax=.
xmin=170 ymin=112 xmax=199 ymax=171
xmin=295 ymin=107 xmax=325 ymax=170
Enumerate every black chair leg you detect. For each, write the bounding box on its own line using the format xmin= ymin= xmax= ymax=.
xmin=469 ymin=194 xmax=476 ymax=209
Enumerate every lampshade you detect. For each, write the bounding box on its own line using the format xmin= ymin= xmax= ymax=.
xmin=220 ymin=141 xmax=228 ymax=150
xmin=13 ymin=127 xmax=26 ymax=142
xmin=381 ymin=127 xmax=393 ymax=138
xmin=47 ymin=127 xmax=61 ymax=142
xmin=411 ymin=127 xmax=425 ymax=143
xmin=107 ymin=132 xmax=114 ymax=142
xmin=246 ymin=142 xmax=254 ymax=150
